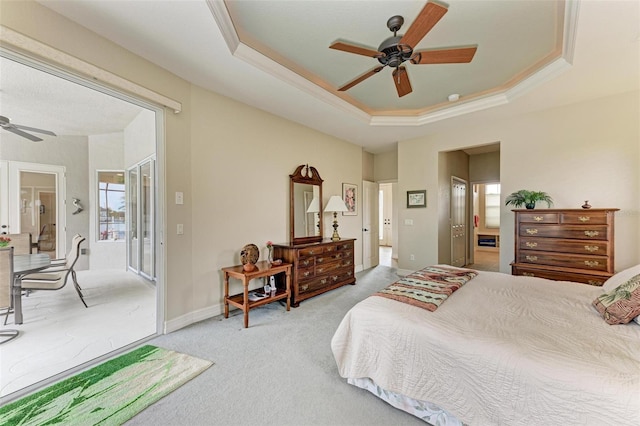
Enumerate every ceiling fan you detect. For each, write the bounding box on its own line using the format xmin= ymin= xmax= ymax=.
xmin=329 ymin=1 xmax=477 ymax=97
xmin=0 ymin=115 xmax=56 ymax=142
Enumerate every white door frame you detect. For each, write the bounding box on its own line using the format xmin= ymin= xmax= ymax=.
xmin=4 ymin=161 xmax=66 ymax=257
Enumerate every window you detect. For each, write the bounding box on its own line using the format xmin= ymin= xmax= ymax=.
xmin=485 ymin=183 xmax=501 ymax=228
xmin=98 ymin=171 xmax=126 ymax=241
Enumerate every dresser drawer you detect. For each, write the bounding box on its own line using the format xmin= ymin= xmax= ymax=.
xmin=298 ymin=246 xmax=323 ymax=258
xmin=334 ymin=241 xmax=354 ymax=251
xmin=517 ymin=213 xmax=559 ymax=224
xmin=298 ymin=256 xmax=315 ymax=268
xmin=518 ymin=250 xmax=609 ymax=272
xmin=315 ymin=259 xmax=342 ymax=275
xmin=316 ymin=252 xmax=343 ymax=264
xmin=299 ymin=275 xmax=332 ymax=294
xmin=297 ymin=265 xmax=315 ymax=281
xmin=560 ymin=211 xmax=609 ymax=225
xmin=512 ymin=266 xmax=608 ymax=286
xmin=519 ymin=224 xmax=609 ymax=240
xmin=519 ymin=237 xmax=610 ymax=255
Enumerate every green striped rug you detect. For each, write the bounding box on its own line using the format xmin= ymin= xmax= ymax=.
xmin=0 ymin=345 xmax=213 ymax=425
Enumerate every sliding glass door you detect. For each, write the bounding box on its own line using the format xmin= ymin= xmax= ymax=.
xmin=127 ymin=158 xmax=155 ymax=280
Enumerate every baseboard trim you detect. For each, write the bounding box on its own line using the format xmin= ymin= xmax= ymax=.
xmin=164 ymin=304 xmax=223 ymax=334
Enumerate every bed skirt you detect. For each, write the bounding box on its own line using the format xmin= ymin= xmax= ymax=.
xmin=347 ymin=377 xmax=465 ymax=426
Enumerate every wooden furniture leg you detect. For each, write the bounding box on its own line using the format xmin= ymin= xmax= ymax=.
xmin=285 ymin=269 xmax=291 ymax=311
xmin=243 ymin=275 xmax=249 ymax=328
xmin=224 ymin=272 xmax=230 ymax=319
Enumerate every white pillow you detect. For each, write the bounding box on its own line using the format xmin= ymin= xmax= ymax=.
xmin=602 ymin=264 xmax=640 ymax=292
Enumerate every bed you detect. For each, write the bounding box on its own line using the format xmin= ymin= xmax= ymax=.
xmin=331 ymin=265 xmax=640 ymax=425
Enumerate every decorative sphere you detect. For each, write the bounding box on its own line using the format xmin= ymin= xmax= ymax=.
xmin=240 ymin=243 xmax=259 ymax=265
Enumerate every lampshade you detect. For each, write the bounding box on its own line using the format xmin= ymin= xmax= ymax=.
xmin=306 ymin=197 xmax=320 ymax=213
xmin=324 ymin=195 xmax=348 ymax=213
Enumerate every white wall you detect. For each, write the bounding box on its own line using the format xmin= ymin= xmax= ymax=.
xmin=88 ymin=132 xmax=126 ymax=270
xmin=399 ymin=90 xmax=640 ymax=272
xmin=124 ymin=109 xmax=156 ymax=168
xmin=0 ymin=133 xmax=90 ymax=269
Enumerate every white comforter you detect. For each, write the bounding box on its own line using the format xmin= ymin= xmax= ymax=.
xmin=331 ymin=269 xmax=640 ymax=425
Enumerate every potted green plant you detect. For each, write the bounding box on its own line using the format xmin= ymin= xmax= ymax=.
xmin=505 ymin=190 xmax=553 ymax=209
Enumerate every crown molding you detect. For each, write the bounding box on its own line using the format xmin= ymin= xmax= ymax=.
xmin=209 ymin=0 xmax=578 ymax=128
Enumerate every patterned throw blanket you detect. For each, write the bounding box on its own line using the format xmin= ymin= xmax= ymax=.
xmin=374 ymin=265 xmax=478 ymax=311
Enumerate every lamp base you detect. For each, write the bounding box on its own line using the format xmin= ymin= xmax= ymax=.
xmin=332 ymin=213 xmax=341 ymax=241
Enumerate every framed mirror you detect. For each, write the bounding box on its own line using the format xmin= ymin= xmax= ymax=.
xmin=290 ymin=164 xmax=323 ymax=244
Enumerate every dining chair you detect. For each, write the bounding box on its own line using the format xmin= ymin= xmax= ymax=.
xmin=7 ymin=233 xmax=33 ymax=255
xmin=19 ymin=234 xmax=88 ymax=308
xmin=0 ymin=247 xmax=20 ymax=343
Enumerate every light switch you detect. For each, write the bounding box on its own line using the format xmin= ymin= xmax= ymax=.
xmin=404 ymin=219 xmax=413 ymax=226
xmin=175 ymin=192 xmax=184 ymax=205
xmin=177 ymin=224 xmax=184 ymax=235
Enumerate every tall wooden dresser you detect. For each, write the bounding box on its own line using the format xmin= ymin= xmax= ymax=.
xmin=511 ymin=208 xmax=619 ymax=286
xmin=273 ymin=239 xmax=355 ymax=306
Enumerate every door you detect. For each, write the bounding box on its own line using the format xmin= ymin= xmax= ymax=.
xmin=362 ymin=180 xmax=379 ymax=269
xmin=450 ymin=176 xmax=468 ymax=267
xmin=127 ymin=158 xmax=155 ymax=280
xmin=1 ymin=161 xmax=66 ymax=257
xmin=379 ymin=183 xmax=393 ymax=246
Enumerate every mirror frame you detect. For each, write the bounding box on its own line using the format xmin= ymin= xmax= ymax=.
xmin=290 ymin=164 xmax=323 ymax=244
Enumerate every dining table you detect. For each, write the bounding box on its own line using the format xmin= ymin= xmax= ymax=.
xmin=12 ymin=253 xmax=51 ymax=324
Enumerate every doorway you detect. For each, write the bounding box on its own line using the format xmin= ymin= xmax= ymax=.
xmin=0 ymin=51 xmax=162 ymax=398
xmin=470 ymin=182 xmax=501 ymax=272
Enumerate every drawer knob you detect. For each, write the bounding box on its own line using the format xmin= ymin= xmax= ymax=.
xmin=303 ymin=271 xmax=310 ymax=277
xmin=584 ymin=245 xmax=599 ymax=253
xmin=525 ymin=242 xmax=538 ymax=248
xmin=317 ymin=258 xmax=324 ymax=263
xmin=302 ymin=260 xmax=310 ymax=266
xmin=301 ymin=285 xmax=309 ymax=291
xmin=317 ymin=267 xmax=324 ymax=273
xmin=320 ymin=279 xmax=327 ymax=284
xmin=332 ymin=275 xmax=338 ymax=281
xmin=584 ymin=260 xmax=600 ymax=268
xmin=522 ymin=272 xmax=535 ymax=277
xmin=525 ymin=255 xmax=538 ymax=261
xmin=584 ymin=230 xmax=599 ymax=238
xmin=534 ymin=216 xmax=543 ymax=222
xmin=578 ymin=216 xmax=590 ymax=222
xmin=309 ymin=250 xmax=315 ymax=255
xmin=526 ymin=228 xmax=538 ymax=235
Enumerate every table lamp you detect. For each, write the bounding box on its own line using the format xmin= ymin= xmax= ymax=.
xmin=324 ymin=195 xmax=349 ymax=241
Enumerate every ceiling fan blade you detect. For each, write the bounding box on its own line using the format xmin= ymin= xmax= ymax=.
xmin=392 ymin=66 xmax=412 ymax=97
xmin=338 ymin=66 xmax=385 ymax=91
xmin=330 ymin=41 xmax=383 ymax=58
xmin=3 ymin=126 xmax=43 ymax=142
xmin=412 ymin=46 xmax=477 ymax=64
xmin=400 ymin=2 xmax=448 ymax=48
xmin=13 ymin=123 xmax=57 ymax=136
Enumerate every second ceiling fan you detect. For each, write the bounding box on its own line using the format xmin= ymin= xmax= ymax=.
xmin=330 ymin=1 xmax=477 ymax=97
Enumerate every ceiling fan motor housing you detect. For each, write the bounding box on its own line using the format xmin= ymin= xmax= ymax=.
xmin=377 ymin=35 xmax=413 ymax=68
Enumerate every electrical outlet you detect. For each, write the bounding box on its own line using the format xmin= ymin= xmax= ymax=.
xmin=410 ymin=254 xmax=415 ymax=261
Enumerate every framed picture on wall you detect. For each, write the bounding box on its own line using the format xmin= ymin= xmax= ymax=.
xmin=407 ymin=190 xmax=427 ymax=208
xmin=342 ymin=183 xmax=357 ymax=216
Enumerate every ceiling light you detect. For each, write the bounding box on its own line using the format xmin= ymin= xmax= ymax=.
xmin=448 ymin=94 xmax=460 ymax=102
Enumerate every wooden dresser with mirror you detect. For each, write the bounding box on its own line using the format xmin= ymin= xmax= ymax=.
xmin=511 ymin=208 xmax=619 ymax=285
xmin=272 ymin=165 xmax=356 ymax=306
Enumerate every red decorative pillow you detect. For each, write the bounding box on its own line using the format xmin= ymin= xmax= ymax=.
xmin=593 ymin=274 xmax=640 ymax=324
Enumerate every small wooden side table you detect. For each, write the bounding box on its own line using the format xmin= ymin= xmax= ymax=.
xmin=222 ymin=260 xmax=292 ymax=328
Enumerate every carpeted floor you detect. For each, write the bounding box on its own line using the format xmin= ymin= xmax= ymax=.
xmin=126 ymin=265 xmax=426 ymax=425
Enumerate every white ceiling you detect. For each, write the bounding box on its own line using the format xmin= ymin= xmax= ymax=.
xmin=3 ymin=1 xmax=638 ymax=153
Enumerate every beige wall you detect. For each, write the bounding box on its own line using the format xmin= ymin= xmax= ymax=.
xmin=1 ymin=0 xmax=364 ymax=329
xmin=374 ymin=149 xmax=398 ymax=182
xmin=469 ymin=151 xmax=500 ymax=183
xmin=399 ymin=90 xmax=640 ymax=272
